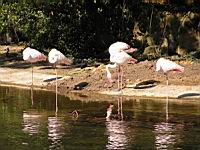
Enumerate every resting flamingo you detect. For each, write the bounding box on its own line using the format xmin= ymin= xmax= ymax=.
xmin=106 ymin=41 xmax=137 ymax=91
xmin=156 ymin=58 xmax=184 ymax=85
xmin=23 ymin=47 xmax=47 ymax=86
xmin=48 ymin=48 xmax=72 ymax=114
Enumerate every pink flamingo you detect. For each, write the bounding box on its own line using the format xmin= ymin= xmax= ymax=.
xmin=23 ymin=47 xmax=47 ymax=86
xmin=156 ymin=58 xmax=184 ymax=85
xmin=106 ymin=41 xmax=137 ymax=91
xmin=48 ymin=48 xmax=72 ymax=114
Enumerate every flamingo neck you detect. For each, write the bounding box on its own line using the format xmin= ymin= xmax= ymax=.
xmin=106 ymin=63 xmax=117 ymax=83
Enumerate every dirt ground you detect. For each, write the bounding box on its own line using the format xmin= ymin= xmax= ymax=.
xmin=53 ymin=59 xmax=200 ymax=93
xmin=1 ymin=45 xmax=200 ymax=98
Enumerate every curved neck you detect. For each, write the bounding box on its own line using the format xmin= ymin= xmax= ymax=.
xmin=106 ymin=63 xmax=117 ymax=82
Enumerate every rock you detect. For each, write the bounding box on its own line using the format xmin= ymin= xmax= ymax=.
xmin=146 ymin=36 xmax=155 ymax=46
xmin=176 ymin=46 xmax=187 ymax=56
xmin=143 ymin=45 xmax=159 ymax=56
xmin=74 ymin=82 xmax=89 ymax=90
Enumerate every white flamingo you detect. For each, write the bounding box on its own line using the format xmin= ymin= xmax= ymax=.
xmin=156 ymin=58 xmax=184 ymax=85
xmin=106 ymin=41 xmax=137 ymax=91
xmin=48 ymin=48 xmax=72 ymax=114
xmin=23 ymin=47 xmax=47 ymax=86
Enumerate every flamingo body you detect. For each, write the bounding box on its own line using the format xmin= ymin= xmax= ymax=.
xmin=48 ymin=48 xmax=72 ymax=65
xmin=23 ymin=47 xmax=46 ymax=63
xmin=22 ymin=47 xmax=46 ymax=86
xmin=106 ymin=41 xmax=137 ymax=91
xmin=156 ymin=58 xmax=184 ymax=85
xmin=48 ymin=49 xmax=72 ymax=114
xmin=109 ymin=42 xmax=137 ymax=64
xmin=156 ymin=58 xmax=184 ymax=73
xmin=110 ymin=50 xmax=133 ymax=64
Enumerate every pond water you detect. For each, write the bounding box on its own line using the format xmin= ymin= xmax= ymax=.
xmin=0 ymin=86 xmax=200 ymax=150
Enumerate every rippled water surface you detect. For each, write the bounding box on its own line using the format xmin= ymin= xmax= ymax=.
xmin=0 ymin=86 xmax=200 ymax=150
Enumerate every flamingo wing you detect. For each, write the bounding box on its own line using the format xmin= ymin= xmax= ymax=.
xmin=156 ymin=58 xmax=184 ymax=73
xmin=23 ymin=47 xmax=46 ymax=63
xmin=48 ymin=49 xmax=72 ymax=65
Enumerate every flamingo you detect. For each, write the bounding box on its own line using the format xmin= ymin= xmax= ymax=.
xmin=23 ymin=47 xmax=47 ymax=86
xmin=106 ymin=41 xmax=137 ymax=91
xmin=156 ymin=58 xmax=184 ymax=85
xmin=48 ymin=48 xmax=72 ymax=114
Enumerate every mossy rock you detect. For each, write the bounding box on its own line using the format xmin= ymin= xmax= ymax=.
xmin=176 ymin=46 xmax=188 ymax=56
xmin=146 ymin=36 xmax=155 ymax=46
xmin=143 ymin=45 xmax=159 ymax=56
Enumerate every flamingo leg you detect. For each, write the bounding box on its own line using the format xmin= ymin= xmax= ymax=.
xmin=120 ymin=66 xmax=123 ymax=92
xmin=166 ymin=74 xmax=169 ymax=86
xmin=31 ymin=63 xmax=33 ymax=87
xmin=31 ymin=85 xmax=33 ymax=106
xmin=117 ymin=65 xmax=123 ymax=92
xmin=31 ymin=64 xmax=34 ymax=106
xmin=55 ymin=65 xmax=58 ymax=116
xmin=118 ymin=66 xmax=120 ymax=91
xmin=164 ymin=73 xmax=169 ymax=86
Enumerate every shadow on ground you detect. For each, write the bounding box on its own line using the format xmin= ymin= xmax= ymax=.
xmin=178 ymin=93 xmax=200 ymax=99
xmin=134 ymin=80 xmax=160 ymax=89
xmin=43 ymin=77 xmax=63 ymax=82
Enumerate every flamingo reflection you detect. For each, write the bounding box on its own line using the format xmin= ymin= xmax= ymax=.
xmin=106 ymin=96 xmax=129 ymax=149
xmin=22 ymin=110 xmax=42 ymax=135
xmin=106 ymin=118 xmax=129 ymax=149
xmin=106 ymin=97 xmax=124 ymax=121
xmin=154 ymin=97 xmax=180 ymax=149
xmin=48 ymin=116 xmax=65 ymax=150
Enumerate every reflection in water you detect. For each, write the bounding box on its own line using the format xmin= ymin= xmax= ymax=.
xmin=106 ymin=96 xmax=129 ymax=149
xmin=166 ymin=96 xmax=169 ymax=122
xmin=154 ymin=97 xmax=182 ymax=150
xmin=22 ymin=110 xmax=42 ymax=135
xmin=118 ymin=96 xmax=123 ymax=120
xmin=55 ymin=88 xmax=58 ymax=115
xmin=106 ymin=103 xmax=114 ymax=120
xmin=154 ymin=122 xmax=177 ymax=150
xmin=48 ymin=116 xmax=65 ymax=150
xmin=31 ymin=86 xmax=34 ymax=106
xmin=1 ymin=85 xmax=200 ymax=149
xmin=106 ymin=119 xmax=129 ymax=150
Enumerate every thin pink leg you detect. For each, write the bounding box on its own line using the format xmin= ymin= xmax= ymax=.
xmin=118 ymin=66 xmax=120 ymax=91
xmin=120 ymin=66 xmax=123 ymax=91
xmin=166 ymin=74 xmax=169 ymax=86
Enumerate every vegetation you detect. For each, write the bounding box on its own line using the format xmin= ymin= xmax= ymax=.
xmin=0 ymin=0 xmax=199 ymax=61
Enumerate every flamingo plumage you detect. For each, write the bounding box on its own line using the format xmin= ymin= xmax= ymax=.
xmin=106 ymin=41 xmax=137 ymax=91
xmin=23 ymin=47 xmax=47 ymax=86
xmin=156 ymin=58 xmax=184 ymax=85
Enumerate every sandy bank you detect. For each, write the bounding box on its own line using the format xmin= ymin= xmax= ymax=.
xmin=0 ymin=66 xmax=200 ymax=100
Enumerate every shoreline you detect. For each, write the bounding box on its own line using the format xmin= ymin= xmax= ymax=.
xmin=0 ymin=66 xmax=200 ymax=101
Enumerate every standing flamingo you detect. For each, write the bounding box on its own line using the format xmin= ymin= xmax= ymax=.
xmin=48 ymin=48 xmax=72 ymax=114
xmin=106 ymin=41 xmax=137 ymax=91
xmin=23 ymin=47 xmax=47 ymax=86
xmin=156 ymin=58 xmax=184 ymax=85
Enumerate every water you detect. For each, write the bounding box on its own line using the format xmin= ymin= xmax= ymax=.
xmin=0 ymin=86 xmax=200 ymax=150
